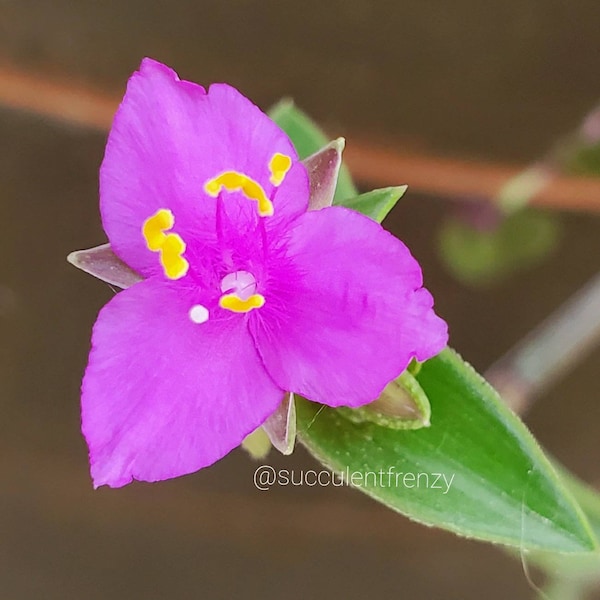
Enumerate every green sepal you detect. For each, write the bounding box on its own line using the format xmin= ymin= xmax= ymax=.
xmin=338 ymin=371 xmax=430 ymax=431
xmin=336 ymin=186 xmax=408 ymax=223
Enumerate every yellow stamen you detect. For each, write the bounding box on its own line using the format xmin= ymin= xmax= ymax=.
xmin=142 ymin=208 xmax=174 ymax=251
xmin=269 ymin=153 xmax=292 ymax=186
xmin=161 ymin=233 xmax=189 ymax=279
xmin=142 ymin=208 xmax=188 ymax=280
xmin=219 ymin=293 xmax=265 ymax=313
xmin=204 ymin=171 xmax=274 ymax=217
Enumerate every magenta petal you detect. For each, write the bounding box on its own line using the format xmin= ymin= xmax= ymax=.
xmin=82 ymin=279 xmax=283 ymax=488
xmin=100 ymin=59 xmax=210 ymax=276
xmin=100 ymin=58 xmax=305 ymax=276
xmin=251 ymin=207 xmax=448 ymax=407
xmin=204 ymin=84 xmax=305 ymax=221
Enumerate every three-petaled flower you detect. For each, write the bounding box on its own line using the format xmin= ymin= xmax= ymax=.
xmin=80 ymin=58 xmax=448 ymax=488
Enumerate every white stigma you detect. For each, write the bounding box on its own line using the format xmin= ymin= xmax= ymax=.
xmin=220 ymin=270 xmax=257 ymax=301
xmin=189 ymin=304 xmax=209 ymax=324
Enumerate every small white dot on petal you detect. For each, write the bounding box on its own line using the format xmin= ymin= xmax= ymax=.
xmin=189 ymin=304 xmax=209 ymax=324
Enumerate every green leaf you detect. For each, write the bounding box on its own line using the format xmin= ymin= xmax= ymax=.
xmin=268 ymin=99 xmax=357 ymax=202
xmin=561 ymin=469 xmax=600 ymax=542
xmin=438 ymin=209 xmax=560 ymax=287
xmin=297 ymin=348 xmax=597 ymax=553
xmin=565 ymin=142 xmax=600 ymax=177
xmin=525 ymin=466 xmax=600 ymax=585
xmin=336 ymin=186 xmax=407 ymax=223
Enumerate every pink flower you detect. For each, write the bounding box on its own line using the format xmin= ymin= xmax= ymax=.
xmin=80 ymin=58 xmax=447 ymax=488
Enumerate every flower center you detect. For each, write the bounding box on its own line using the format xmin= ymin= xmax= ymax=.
xmin=219 ymin=270 xmax=265 ymax=313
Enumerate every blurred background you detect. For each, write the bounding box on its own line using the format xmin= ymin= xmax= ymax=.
xmin=1 ymin=1 xmax=600 ymax=598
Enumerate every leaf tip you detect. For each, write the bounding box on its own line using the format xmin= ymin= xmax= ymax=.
xmin=268 ymin=97 xmax=295 ymax=120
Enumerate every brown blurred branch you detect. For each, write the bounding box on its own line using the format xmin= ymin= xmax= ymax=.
xmin=0 ymin=63 xmax=116 ymax=130
xmin=344 ymin=144 xmax=600 ymax=213
xmin=2 ymin=62 xmax=600 ymax=213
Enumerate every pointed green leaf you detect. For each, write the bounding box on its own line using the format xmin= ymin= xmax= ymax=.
xmin=336 ymin=186 xmax=407 ymax=223
xmin=523 ymin=465 xmax=600 ymax=586
xmin=268 ymin=100 xmax=357 ymax=202
xmin=297 ymin=348 xmax=596 ymax=552
xmin=559 ymin=468 xmax=600 ymax=542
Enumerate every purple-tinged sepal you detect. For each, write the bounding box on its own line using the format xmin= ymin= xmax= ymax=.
xmin=67 ymin=244 xmax=143 ymax=289
xmin=241 ymin=393 xmax=297 ymax=458
xmin=263 ymin=392 xmax=296 ymax=455
xmin=303 ymin=138 xmax=345 ymax=211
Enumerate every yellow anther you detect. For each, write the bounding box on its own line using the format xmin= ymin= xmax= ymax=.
xmin=161 ymin=233 xmax=189 ymax=279
xmin=269 ymin=153 xmax=292 ymax=186
xmin=142 ymin=208 xmax=188 ymax=280
xmin=143 ymin=209 xmax=174 ymax=251
xmin=219 ymin=293 xmax=265 ymax=313
xmin=204 ymin=171 xmax=274 ymax=217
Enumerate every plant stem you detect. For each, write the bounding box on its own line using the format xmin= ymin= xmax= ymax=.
xmin=486 ymin=271 xmax=600 ymax=414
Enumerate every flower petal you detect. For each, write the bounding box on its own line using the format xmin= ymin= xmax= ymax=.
xmin=100 ymin=58 xmax=306 ymax=276
xmin=82 ymin=278 xmax=282 ymax=488
xmin=251 ymin=207 xmax=448 ymax=407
